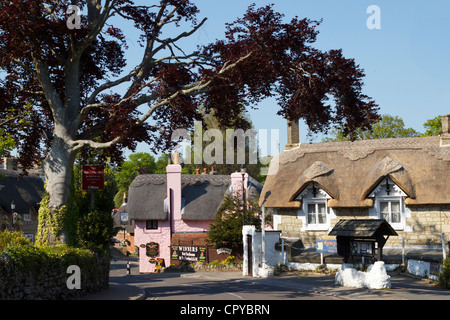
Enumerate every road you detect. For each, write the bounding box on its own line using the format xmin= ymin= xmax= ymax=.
xmin=109 ymin=260 xmax=450 ymax=301
xmin=144 ymin=272 xmax=341 ymax=300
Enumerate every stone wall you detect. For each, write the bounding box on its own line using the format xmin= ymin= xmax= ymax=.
xmin=275 ymin=205 xmax=450 ymax=248
xmin=0 ymin=248 xmax=109 ymax=300
xmin=402 ymin=205 xmax=450 ymax=246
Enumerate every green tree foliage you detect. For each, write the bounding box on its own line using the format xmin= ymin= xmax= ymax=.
xmin=207 ymin=194 xmax=261 ymax=249
xmin=323 ymin=114 xmax=420 ymax=142
xmin=422 ymin=115 xmax=442 ymax=136
xmin=0 ymin=230 xmax=31 ymax=252
xmin=77 ymin=209 xmax=113 ymax=251
xmin=182 ymin=110 xmax=266 ymax=182
xmin=113 ymin=152 xmax=157 ymax=207
xmin=0 ymin=129 xmax=15 ymax=157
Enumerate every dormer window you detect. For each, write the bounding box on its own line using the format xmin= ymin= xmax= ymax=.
xmin=296 ymin=183 xmax=333 ymax=231
xmin=368 ymin=177 xmax=411 ymax=230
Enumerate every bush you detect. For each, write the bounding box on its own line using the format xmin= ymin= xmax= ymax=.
xmin=0 ymin=230 xmax=31 ymax=252
xmin=77 ymin=209 xmax=113 ymax=251
xmin=438 ymin=258 xmax=450 ymax=289
xmin=220 ymin=256 xmax=236 ymax=265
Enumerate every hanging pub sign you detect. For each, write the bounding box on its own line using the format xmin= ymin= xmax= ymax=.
xmin=146 ymin=242 xmax=160 ymax=258
xmin=82 ymin=165 xmax=105 ymax=191
xmin=120 ymin=212 xmax=129 ymax=225
xmin=171 ymin=245 xmax=207 ymax=262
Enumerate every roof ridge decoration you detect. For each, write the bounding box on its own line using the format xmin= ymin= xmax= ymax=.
xmin=425 ymin=146 xmax=450 ymax=162
xmin=279 ymin=136 xmax=441 ymax=165
xmin=304 ymin=161 xmax=334 ymax=180
xmin=374 ymin=156 xmax=403 ymax=176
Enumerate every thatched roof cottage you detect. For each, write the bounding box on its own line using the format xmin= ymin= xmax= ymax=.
xmin=260 ymin=115 xmax=450 ymax=258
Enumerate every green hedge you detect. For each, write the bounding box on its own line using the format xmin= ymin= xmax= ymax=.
xmin=0 ymin=245 xmax=109 ymax=299
xmin=438 ymin=258 xmax=450 ymax=289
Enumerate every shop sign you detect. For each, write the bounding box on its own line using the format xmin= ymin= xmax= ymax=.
xmin=146 ymin=242 xmax=159 ymax=258
xmin=171 ymin=245 xmax=207 ymax=262
xmin=316 ymin=240 xmax=337 ymax=254
xmin=217 ymin=248 xmax=232 ymax=255
xmin=82 ymin=165 xmax=104 ymax=190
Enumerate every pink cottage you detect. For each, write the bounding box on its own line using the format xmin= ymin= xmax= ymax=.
xmin=127 ymin=158 xmax=262 ymax=273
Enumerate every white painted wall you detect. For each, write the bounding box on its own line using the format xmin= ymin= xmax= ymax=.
xmin=242 ymin=225 xmax=283 ymax=277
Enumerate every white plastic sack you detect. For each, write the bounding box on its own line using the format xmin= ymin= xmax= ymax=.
xmin=335 ymin=261 xmax=391 ymax=289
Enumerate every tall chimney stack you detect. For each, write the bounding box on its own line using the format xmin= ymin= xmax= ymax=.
xmin=285 ymin=118 xmax=300 ymax=150
xmin=441 ymin=114 xmax=450 ymax=146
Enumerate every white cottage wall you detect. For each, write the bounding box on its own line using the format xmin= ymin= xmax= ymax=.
xmin=242 ymin=225 xmax=283 ymax=277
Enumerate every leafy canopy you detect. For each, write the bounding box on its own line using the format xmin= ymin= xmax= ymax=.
xmin=0 ymin=1 xmax=379 ymax=170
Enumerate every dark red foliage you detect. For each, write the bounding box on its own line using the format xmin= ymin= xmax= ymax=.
xmin=0 ymin=1 xmax=378 ymax=170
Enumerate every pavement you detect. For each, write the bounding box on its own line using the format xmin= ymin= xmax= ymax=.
xmin=78 ymin=257 xmax=450 ymax=300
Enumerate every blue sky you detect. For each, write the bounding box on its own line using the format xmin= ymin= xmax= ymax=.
xmin=123 ymin=1 xmax=450 ymax=155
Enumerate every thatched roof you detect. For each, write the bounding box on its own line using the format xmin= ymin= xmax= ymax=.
xmin=260 ymin=136 xmax=450 ymax=208
xmin=0 ymin=169 xmax=44 ymax=214
xmin=128 ymin=173 xmax=262 ymax=221
xmin=112 ymin=203 xmax=135 ymax=233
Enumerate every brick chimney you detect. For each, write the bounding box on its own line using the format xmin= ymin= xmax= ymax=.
xmin=441 ymin=114 xmax=450 ymax=146
xmin=231 ymin=171 xmax=248 ymax=199
xmin=285 ymin=118 xmax=300 ymax=150
xmin=166 ymin=152 xmax=182 ymax=221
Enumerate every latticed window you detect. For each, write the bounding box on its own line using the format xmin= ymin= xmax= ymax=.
xmin=379 ymin=200 xmax=401 ymax=223
xmin=307 ymin=202 xmax=327 ymax=226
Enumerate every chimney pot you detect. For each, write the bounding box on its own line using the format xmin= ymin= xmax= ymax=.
xmin=173 ymin=151 xmax=179 ymax=165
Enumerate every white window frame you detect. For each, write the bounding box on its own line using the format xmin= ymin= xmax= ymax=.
xmin=369 ymin=178 xmax=410 ymax=231
xmin=304 ymin=199 xmax=328 ymax=230
xmin=376 ymin=197 xmax=403 ymax=229
xmin=296 ymin=184 xmax=333 ymax=231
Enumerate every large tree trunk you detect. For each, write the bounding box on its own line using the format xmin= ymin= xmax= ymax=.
xmin=40 ymin=135 xmax=77 ymax=245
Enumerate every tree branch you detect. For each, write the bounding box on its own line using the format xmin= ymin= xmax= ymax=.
xmin=71 ymin=136 xmax=122 ymax=152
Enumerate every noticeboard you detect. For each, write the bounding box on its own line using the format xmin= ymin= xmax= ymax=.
xmin=351 ymin=241 xmax=374 ymax=256
xmin=82 ymin=165 xmax=104 ymax=191
xmin=316 ymin=240 xmax=338 ymax=254
xmin=171 ymin=245 xmax=207 ymax=262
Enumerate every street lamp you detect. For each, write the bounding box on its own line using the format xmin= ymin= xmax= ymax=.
xmin=240 ymin=164 xmax=246 ymax=226
xmin=11 ymin=201 xmax=15 ymax=212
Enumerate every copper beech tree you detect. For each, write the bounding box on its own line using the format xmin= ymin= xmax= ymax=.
xmin=0 ymin=1 xmax=378 ymax=243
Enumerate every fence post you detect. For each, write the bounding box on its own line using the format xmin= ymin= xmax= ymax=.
xmin=442 ymin=234 xmax=447 ymax=261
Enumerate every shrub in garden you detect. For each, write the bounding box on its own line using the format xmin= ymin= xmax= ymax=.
xmin=0 ymin=230 xmax=31 ymax=252
xmin=438 ymin=258 xmax=450 ymax=289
